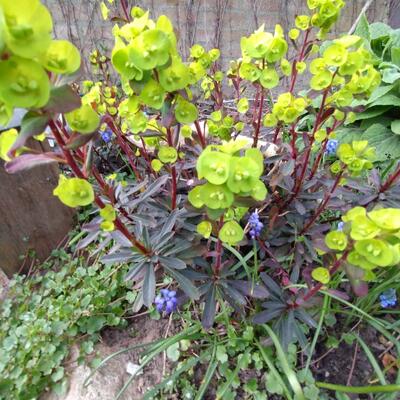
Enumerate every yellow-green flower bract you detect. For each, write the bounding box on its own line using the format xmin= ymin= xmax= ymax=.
xmin=65 ymin=104 xmax=100 ymax=134
xmin=53 ymin=176 xmax=94 ymax=208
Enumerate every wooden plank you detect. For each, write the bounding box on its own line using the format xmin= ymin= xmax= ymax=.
xmin=389 ymin=0 xmax=400 ymax=28
xmin=0 ymin=143 xmax=74 ymax=277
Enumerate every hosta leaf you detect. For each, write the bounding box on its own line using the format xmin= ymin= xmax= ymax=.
xmin=391 ymin=120 xmax=400 ymax=135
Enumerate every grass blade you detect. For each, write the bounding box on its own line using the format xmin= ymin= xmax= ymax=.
xmin=316 ymin=382 xmax=400 ymax=393
xmin=262 ymin=324 xmax=305 ymax=400
xmin=195 ymin=342 xmax=218 ymax=400
xmin=355 ymin=334 xmax=386 ymax=385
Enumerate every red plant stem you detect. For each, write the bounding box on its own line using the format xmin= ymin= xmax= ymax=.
xmin=49 ymin=120 xmax=150 ymax=255
xmin=166 ymin=127 xmax=177 ymax=210
xmin=253 ymin=88 xmax=265 ymax=148
xmin=294 ymin=250 xmax=349 ymax=307
xmin=300 ymin=169 xmax=344 ymax=235
xmin=289 ymin=29 xmax=311 ymax=94
xmin=290 ymin=124 xmax=298 ymax=161
xmin=120 ymin=0 xmax=131 ymax=22
xmin=308 ymin=120 xmax=343 ymax=180
xmin=379 ymin=164 xmax=400 ymax=193
xmin=282 ymin=88 xmax=331 ymax=209
xmin=272 ymin=124 xmax=281 ymax=144
xmin=194 ymin=120 xmax=206 ymax=148
xmin=104 ymin=117 xmax=142 ymax=181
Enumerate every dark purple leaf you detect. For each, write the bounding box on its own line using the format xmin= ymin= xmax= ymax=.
xmin=202 ymin=285 xmax=216 ymax=329
xmin=165 ymin=266 xmax=199 ymax=300
xmin=9 ymin=112 xmax=49 ymax=154
xmin=142 ymin=264 xmax=155 ymax=307
xmin=44 ymin=85 xmax=81 ymax=114
xmin=5 ymin=152 xmax=61 ymax=173
xmin=158 ymin=256 xmax=186 ymax=270
xmin=231 ymin=280 xmax=269 ymax=299
xmin=101 ymin=250 xmax=134 ymax=264
xmin=66 ymin=131 xmax=97 ymax=150
xmin=75 ymin=231 xmax=100 ymax=250
xmin=253 ymin=308 xmax=284 ymax=324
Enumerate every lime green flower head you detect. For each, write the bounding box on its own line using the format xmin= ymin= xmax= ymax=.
xmin=354 ymin=239 xmax=394 ymax=267
xmin=325 ymin=230 xmax=348 ymax=251
xmin=350 ymin=215 xmax=381 ymax=240
xmin=219 ymin=220 xmax=244 ymax=245
xmin=197 ymin=149 xmax=231 ymax=185
xmin=100 ymin=220 xmax=115 ymax=232
xmin=263 ymin=113 xmax=278 ymax=127
xmin=126 ymin=111 xmax=148 ymax=134
xmin=174 ymin=98 xmax=198 ymax=124
xmin=312 ymin=267 xmax=330 ymax=284
xmin=295 ymin=15 xmax=310 ymax=31
xmin=190 ymin=44 xmax=205 ymax=59
xmin=53 ymin=175 xmax=94 ymax=208
xmin=130 ymin=29 xmax=171 ymax=70
xmin=240 ymin=29 xmax=273 ymax=59
xmin=0 ymin=56 xmax=50 ymax=108
xmin=347 ymin=250 xmax=376 ymax=271
xmin=239 ymin=62 xmax=261 ymax=82
xmin=140 ymin=79 xmax=165 ymax=110
xmin=111 ymin=41 xmax=143 ymax=81
xmin=159 ymin=58 xmax=190 ymax=92
xmin=42 ymin=40 xmax=81 ymax=75
xmin=100 ymin=204 xmax=116 ymax=222
xmin=280 ymin=58 xmax=292 ymax=76
xmin=265 ymin=37 xmax=288 ymax=63
xmin=199 ymin=183 xmax=234 ymax=210
xmin=323 ymin=43 xmax=348 ymax=66
xmin=65 ymin=104 xmax=100 ymax=134
xmin=188 ymin=185 xmax=204 ymax=208
xmin=197 ymin=220 xmax=212 ymax=239
xmin=1 ymin=0 xmax=52 ymax=58
xmin=227 ymin=156 xmax=261 ymax=194
xmin=260 ymin=68 xmax=279 ymax=89
xmin=310 ymin=70 xmax=333 ymax=91
xmin=368 ymin=208 xmax=400 ymax=231
xmin=158 ymin=146 xmax=177 ymax=164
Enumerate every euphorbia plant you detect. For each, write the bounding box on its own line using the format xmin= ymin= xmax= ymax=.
xmin=1 ymin=0 xmax=400 ymax=339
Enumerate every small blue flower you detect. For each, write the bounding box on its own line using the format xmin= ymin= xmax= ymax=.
xmin=325 ymin=139 xmax=339 ymax=156
xmin=248 ymin=210 xmax=263 ymax=239
xmin=155 ymin=289 xmax=177 ymax=313
xmin=101 ymin=129 xmax=113 ymax=143
xmin=379 ymin=288 xmax=397 ymax=308
xmin=337 ymin=221 xmax=344 ymax=231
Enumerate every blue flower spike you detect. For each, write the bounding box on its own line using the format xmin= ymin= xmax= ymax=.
xmin=379 ymin=288 xmax=397 ymax=308
xmin=337 ymin=221 xmax=344 ymax=231
xmin=248 ymin=210 xmax=264 ymax=240
xmin=155 ymin=289 xmax=177 ymax=313
xmin=325 ymin=139 xmax=339 ymax=156
xmin=101 ymin=129 xmax=113 ymax=143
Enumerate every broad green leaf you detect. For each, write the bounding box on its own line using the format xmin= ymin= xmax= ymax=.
xmin=354 ymin=14 xmax=370 ymax=41
xmin=391 ymin=120 xmax=400 ymax=135
xmin=369 ymin=22 xmax=392 ymax=40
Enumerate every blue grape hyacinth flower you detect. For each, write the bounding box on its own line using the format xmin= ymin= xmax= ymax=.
xmin=379 ymin=288 xmax=397 ymax=308
xmin=337 ymin=221 xmax=344 ymax=231
xmin=155 ymin=289 xmax=177 ymax=313
xmin=325 ymin=139 xmax=339 ymax=156
xmin=101 ymin=129 xmax=113 ymax=143
xmin=248 ymin=210 xmax=263 ymax=239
